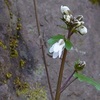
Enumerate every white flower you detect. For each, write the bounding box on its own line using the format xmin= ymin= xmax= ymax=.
xmin=49 ymin=39 xmax=65 ymax=59
xmin=61 ymin=5 xmax=70 ymax=15
xmin=77 ymin=25 xmax=87 ymax=35
xmin=63 ymin=14 xmax=72 ymax=22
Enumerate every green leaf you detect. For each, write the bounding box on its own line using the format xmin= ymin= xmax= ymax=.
xmin=48 ymin=34 xmax=64 ymax=45
xmin=65 ymin=39 xmax=73 ymax=50
xmin=74 ymin=73 xmax=100 ymax=90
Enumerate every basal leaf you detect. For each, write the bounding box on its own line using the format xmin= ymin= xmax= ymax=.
xmin=48 ymin=34 xmax=64 ymax=45
xmin=74 ymin=73 xmax=100 ymax=90
xmin=65 ymin=39 xmax=73 ymax=50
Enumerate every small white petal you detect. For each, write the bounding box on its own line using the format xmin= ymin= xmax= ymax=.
xmin=64 ymin=15 xmax=72 ymax=22
xmin=79 ymin=61 xmax=86 ymax=67
xmin=58 ymin=39 xmax=65 ymax=46
xmin=58 ymin=39 xmax=64 ymax=44
xmin=59 ymin=49 xmax=63 ymax=58
xmin=60 ymin=42 xmax=65 ymax=48
xmin=76 ymin=15 xmax=83 ymax=21
xmin=83 ymin=61 xmax=86 ymax=65
xmin=49 ymin=44 xmax=54 ymax=53
xmin=53 ymin=43 xmax=61 ymax=52
xmin=53 ymin=52 xmax=59 ymax=59
xmin=61 ymin=5 xmax=70 ymax=15
xmin=74 ymin=20 xmax=81 ymax=27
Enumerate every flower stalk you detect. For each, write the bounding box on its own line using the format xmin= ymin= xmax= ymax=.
xmin=55 ymin=30 xmax=72 ymax=100
xmin=55 ymin=49 xmax=67 ymax=100
xmin=60 ymin=70 xmax=76 ymax=93
xmin=60 ymin=77 xmax=78 ymax=93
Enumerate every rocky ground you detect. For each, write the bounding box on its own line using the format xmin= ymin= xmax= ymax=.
xmin=0 ymin=0 xmax=100 ymax=100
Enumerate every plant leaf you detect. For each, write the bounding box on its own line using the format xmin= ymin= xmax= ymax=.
xmin=74 ymin=73 xmax=100 ymax=90
xmin=65 ymin=39 xmax=73 ymax=50
xmin=48 ymin=34 xmax=64 ymax=45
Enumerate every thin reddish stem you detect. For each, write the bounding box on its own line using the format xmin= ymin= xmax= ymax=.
xmin=33 ymin=0 xmax=54 ymax=100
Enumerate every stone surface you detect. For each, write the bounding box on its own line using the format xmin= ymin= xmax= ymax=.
xmin=0 ymin=0 xmax=100 ymax=100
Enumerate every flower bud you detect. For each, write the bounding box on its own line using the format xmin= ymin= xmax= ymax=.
xmin=77 ymin=25 xmax=87 ymax=35
xmin=74 ymin=60 xmax=86 ymax=71
xmin=74 ymin=19 xmax=84 ymax=27
xmin=79 ymin=61 xmax=86 ymax=67
xmin=63 ymin=15 xmax=72 ymax=22
xmin=76 ymin=15 xmax=83 ymax=21
xmin=61 ymin=5 xmax=70 ymax=15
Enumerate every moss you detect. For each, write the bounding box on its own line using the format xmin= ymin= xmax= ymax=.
xmin=5 ymin=72 xmax=12 ymax=79
xmin=0 ymin=40 xmax=7 ymax=50
xmin=14 ymin=77 xmax=29 ymax=91
xmin=28 ymin=86 xmax=47 ymax=100
xmin=4 ymin=0 xmax=13 ymax=19
xmin=13 ymin=77 xmax=30 ymax=97
xmin=3 ymin=80 xmax=7 ymax=84
xmin=16 ymin=83 xmax=47 ymax=100
xmin=16 ymin=23 xmax=22 ymax=31
xmin=9 ymin=36 xmax=18 ymax=58
xmin=9 ymin=37 xmax=18 ymax=47
xmin=34 ymin=65 xmax=45 ymax=81
xmin=20 ymin=59 xmax=26 ymax=68
xmin=8 ymin=17 xmax=22 ymax=58
xmin=9 ymin=12 xmax=13 ymax=19
xmin=89 ymin=0 xmax=100 ymax=4
xmin=10 ymin=49 xmax=18 ymax=58
xmin=0 ymin=62 xmax=11 ymax=84
xmin=4 ymin=0 xmax=11 ymax=10
xmin=16 ymin=18 xmax=22 ymax=31
xmin=16 ymin=88 xmax=29 ymax=96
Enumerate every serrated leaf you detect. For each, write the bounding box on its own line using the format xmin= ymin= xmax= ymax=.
xmin=74 ymin=73 xmax=100 ymax=90
xmin=65 ymin=39 xmax=73 ymax=50
xmin=48 ymin=34 xmax=64 ymax=45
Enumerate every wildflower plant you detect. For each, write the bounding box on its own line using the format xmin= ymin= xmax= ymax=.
xmin=47 ymin=5 xmax=100 ymax=100
xmin=33 ymin=0 xmax=100 ymax=99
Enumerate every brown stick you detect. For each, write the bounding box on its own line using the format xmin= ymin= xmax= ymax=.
xmin=33 ymin=0 xmax=54 ymax=100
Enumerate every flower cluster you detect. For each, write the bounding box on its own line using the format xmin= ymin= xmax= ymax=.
xmin=49 ymin=6 xmax=88 ymax=59
xmin=49 ymin=39 xmax=65 ymax=59
xmin=61 ymin=5 xmax=87 ymax=35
